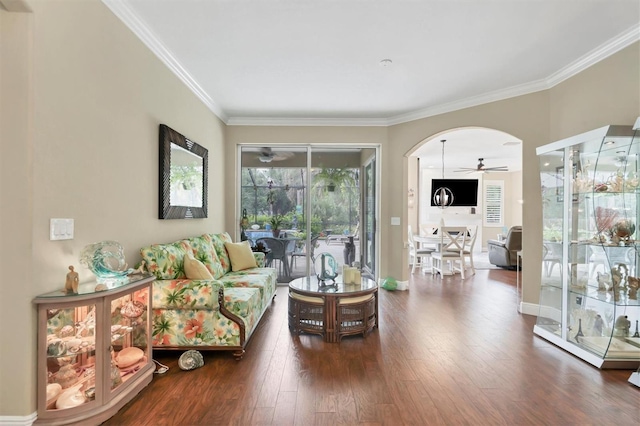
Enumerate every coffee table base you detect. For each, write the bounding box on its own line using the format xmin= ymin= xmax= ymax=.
xmin=288 ymin=289 xmax=378 ymax=343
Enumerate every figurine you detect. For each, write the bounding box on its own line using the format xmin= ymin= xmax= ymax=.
xmin=596 ymin=272 xmax=611 ymax=291
xmin=613 ymin=315 xmax=631 ymax=337
xmin=129 ymin=261 xmax=146 ymax=276
xmin=592 ymin=314 xmax=604 ymax=336
xmin=65 ymin=265 xmax=79 ymax=294
xmin=628 ymin=276 xmax=639 ymax=300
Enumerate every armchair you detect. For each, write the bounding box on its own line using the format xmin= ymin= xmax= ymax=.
xmin=487 ymin=226 xmax=522 ymax=269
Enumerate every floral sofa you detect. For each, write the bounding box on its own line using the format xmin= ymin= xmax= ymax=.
xmin=140 ymin=232 xmax=277 ymax=359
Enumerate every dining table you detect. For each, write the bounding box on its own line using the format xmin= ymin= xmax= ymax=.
xmin=413 ymin=233 xmax=464 ymax=276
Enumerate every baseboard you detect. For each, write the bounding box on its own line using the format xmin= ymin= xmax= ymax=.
xmin=519 ymin=302 xmax=539 ymax=316
xmin=0 ymin=412 xmax=37 ymax=426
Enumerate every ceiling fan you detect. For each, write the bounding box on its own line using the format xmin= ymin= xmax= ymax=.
xmin=257 ymin=147 xmax=294 ymax=163
xmin=455 ymin=158 xmax=508 ymax=173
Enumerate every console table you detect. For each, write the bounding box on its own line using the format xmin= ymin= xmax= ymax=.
xmin=288 ymin=275 xmax=378 ymax=342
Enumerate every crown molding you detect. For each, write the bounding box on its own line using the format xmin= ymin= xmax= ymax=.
xmin=102 ymin=1 xmax=638 ymax=128
xmin=101 ymin=0 xmax=228 ymax=123
xmin=386 ymin=79 xmax=550 ymax=126
xmin=226 ymin=116 xmax=390 ymax=127
xmin=546 ymin=23 xmax=640 ymax=87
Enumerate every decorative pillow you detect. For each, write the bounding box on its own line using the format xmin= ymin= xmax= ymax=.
xmin=208 ymin=233 xmax=234 ymax=274
xmin=224 ymin=241 xmax=258 ymax=272
xmin=184 ymin=252 xmax=214 ymax=280
xmin=184 ymin=234 xmax=224 ymax=279
xmin=139 ymin=241 xmax=188 ymax=280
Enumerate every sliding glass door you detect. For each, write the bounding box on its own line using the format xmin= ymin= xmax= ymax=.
xmin=239 ymin=145 xmax=379 ymax=282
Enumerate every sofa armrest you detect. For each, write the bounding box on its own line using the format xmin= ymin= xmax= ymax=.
xmin=152 ymin=278 xmax=223 ymax=310
xmin=252 ymin=251 xmax=266 ymax=267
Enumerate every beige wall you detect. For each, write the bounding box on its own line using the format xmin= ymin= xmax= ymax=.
xmin=1 ymin=7 xmax=35 ymax=416
xmin=1 ymin=0 xmax=225 ymax=416
xmin=1 ymin=0 xmax=638 ymax=418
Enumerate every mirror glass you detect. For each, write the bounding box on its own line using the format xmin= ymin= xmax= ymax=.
xmin=170 ymin=144 xmax=203 ymax=208
xmin=159 ymin=124 xmax=208 ymax=219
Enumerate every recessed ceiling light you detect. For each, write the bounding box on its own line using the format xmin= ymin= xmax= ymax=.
xmin=379 ymin=59 xmax=392 ymax=67
xmin=503 ymin=141 xmax=521 ymax=146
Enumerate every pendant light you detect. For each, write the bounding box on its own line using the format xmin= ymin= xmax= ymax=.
xmin=433 ymin=139 xmax=454 ymax=208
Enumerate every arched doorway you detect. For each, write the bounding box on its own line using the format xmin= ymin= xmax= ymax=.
xmin=405 ymin=127 xmax=523 ymax=272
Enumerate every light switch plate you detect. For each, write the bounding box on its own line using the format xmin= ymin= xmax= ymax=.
xmin=391 ymin=217 xmax=401 ymax=226
xmin=50 ymin=218 xmax=74 ymax=240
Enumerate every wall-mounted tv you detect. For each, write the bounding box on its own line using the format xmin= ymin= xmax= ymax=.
xmin=430 ymin=179 xmax=479 ymax=207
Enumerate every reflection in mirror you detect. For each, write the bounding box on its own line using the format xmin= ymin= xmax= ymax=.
xmin=170 ymin=145 xmax=203 ymax=208
xmin=159 ymin=124 xmax=208 ymax=219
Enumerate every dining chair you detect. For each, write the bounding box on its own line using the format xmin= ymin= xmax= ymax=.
xmin=255 ymin=237 xmax=289 ymax=277
xmin=419 ymin=223 xmax=439 ymax=236
xmin=451 ymin=225 xmax=477 ymax=276
xmin=431 ymin=226 xmax=468 ymax=278
xmin=408 ymin=225 xmax=435 ymax=273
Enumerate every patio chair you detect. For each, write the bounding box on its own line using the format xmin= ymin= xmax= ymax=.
xmin=290 ymin=236 xmax=320 ymax=270
xmin=255 ymin=237 xmax=290 ymax=277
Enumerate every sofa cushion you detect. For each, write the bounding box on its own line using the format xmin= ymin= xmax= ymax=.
xmin=221 ymin=287 xmax=262 ymax=326
xmin=183 ymin=234 xmax=225 ymax=279
xmin=220 ymin=268 xmax=277 ymax=308
xmin=152 ymin=309 xmax=242 ymax=347
xmin=208 ymin=232 xmax=234 ymax=275
xmin=141 ymin=241 xmax=189 ymax=279
xmin=184 ymin=252 xmax=214 ymax=280
xmin=224 ymin=241 xmax=258 ymax=271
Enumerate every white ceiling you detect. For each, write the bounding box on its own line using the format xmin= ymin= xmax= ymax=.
xmin=104 ymin=1 xmax=639 ymax=171
xmin=104 ymin=0 xmax=640 ymax=127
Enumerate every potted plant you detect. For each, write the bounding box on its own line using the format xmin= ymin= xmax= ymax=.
xmin=270 ymin=214 xmax=284 ymax=237
xmin=314 ymin=167 xmax=356 ymax=192
xmin=239 ymin=208 xmax=249 ymax=241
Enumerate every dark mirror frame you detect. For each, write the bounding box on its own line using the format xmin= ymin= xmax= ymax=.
xmin=159 ymin=124 xmax=208 ymax=219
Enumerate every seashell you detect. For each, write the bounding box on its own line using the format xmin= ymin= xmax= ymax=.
xmin=120 ymin=301 xmax=145 ymax=319
xmin=47 ymin=340 xmax=66 ymax=357
xmin=111 ymin=334 xmax=121 ymax=341
xmin=54 ymin=364 xmax=78 ymax=389
xmin=56 ymin=384 xmax=86 ymax=409
xmin=111 ymin=324 xmax=122 ymax=333
xmin=95 ymin=283 xmax=108 ymax=292
xmin=46 ymin=383 xmax=62 ymax=401
xmin=58 ymin=325 xmax=74 ymax=338
xmin=178 ymin=350 xmax=204 ymax=371
xmin=115 ymin=347 xmax=144 ymax=368
xmin=84 ymin=386 xmax=96 ymax=400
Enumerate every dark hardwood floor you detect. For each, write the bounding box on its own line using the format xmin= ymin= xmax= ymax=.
xmin=104 ymin=269 xmax=639 ymax=425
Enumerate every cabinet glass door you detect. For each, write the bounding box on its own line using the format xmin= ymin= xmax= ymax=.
xmin=107 ymin=286 xmax=150 ymax=395
xmin=44 ymin=304 xmax=98 ymax=411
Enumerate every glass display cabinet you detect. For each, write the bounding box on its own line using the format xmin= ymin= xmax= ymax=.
xmin=535 ymin=124 xmax=640 ymax=368
xmin=33 ymin=274 xmax=154 ymax=425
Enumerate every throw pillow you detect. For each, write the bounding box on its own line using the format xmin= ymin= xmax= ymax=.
xmin=224 ymin=241 xmax=258 ymax=272
xmin=184 ymin=252 xmax=214 ymax=280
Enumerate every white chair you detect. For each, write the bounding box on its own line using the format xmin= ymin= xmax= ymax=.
xmin=451 ymin=225 xmax=477 ymax=276
xmin=431 ymin=226 xmax=468 ymax=278
xmin=408 ymin=225 xmax=435 ymax=273
xmin=419 ymin=223 xmax=439 ymax=236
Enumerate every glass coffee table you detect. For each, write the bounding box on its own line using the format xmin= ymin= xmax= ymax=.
xmin=288 ymin=275 xmax=378 ymax=342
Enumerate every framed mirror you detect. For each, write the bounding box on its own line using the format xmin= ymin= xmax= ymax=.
xmin=159 ymin=124 xmax=208 ymax=219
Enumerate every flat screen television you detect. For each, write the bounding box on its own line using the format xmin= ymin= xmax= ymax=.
xmin=430 ymin=179 xmax=479 ymax=207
